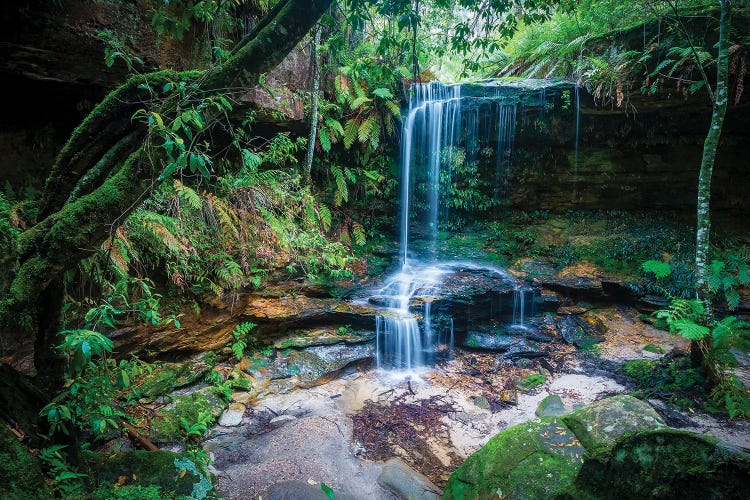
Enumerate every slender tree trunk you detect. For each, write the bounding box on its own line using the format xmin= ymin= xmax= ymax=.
xmin=303 ymin=25 xmax=322 ymax=187
xmin=695 ymin=0 xmax=731 ymax=321
xmin=411 ymin=0 xmax=420 ymax=82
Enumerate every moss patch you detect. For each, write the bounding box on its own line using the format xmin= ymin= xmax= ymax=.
xmin=94 ymin=450 xmax=213 ymax=498
xmin=443 ymin=417 xmax=584 ymax=499
xmin=148 ymin=387 xmax=226 ymax=444
xmin=561 ymin=394 xmax=666 ymax=455
xmin=569 ymin=429 xmax=750 ymax=499
xmin=516 ymin=373 xmax=547 ymax=391
xmin=135 ymin=354 xmax=215 ymax=400
xmin=0 ymin=425 xmax=52 ymax=500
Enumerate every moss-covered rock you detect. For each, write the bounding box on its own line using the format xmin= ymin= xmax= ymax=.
xmin=148 ymin=387 xmax=227 ymax=444
xmin=445 ymin=395 xmax=750 ymax=500
xmin=569 ymin=429 xmax=750 ymax=499
xmin=535 ymin=394 xmax=568 ymax=417
xmin=135 ymin=354 xmax=215 ymax=400
xmin=561 ymin=394 xmax=666 ymax=454
xmin=443 ymin=417 xmax=584 ymax=499
xmin=94 ymin=450 xmax=213 ymax=498
xmin=0 ymin=424 xmax=53 ymax=500
xmin=273 ymin=326 xmax=375 ymax=349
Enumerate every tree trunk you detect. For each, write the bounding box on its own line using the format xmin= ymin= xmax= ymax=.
xmin=695 ymin=0 xmax=731 ymax=321
xmin=303 ymin=25 xmax=322 ymax=187
xmin=1 ymin=0 xmax=332 ymax=385
xmin=692 ymin=0 xmax=731 ymax=367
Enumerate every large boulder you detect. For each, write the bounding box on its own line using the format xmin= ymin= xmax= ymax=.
xmin=570 ymin=429 xmax=750 ymax=499
xmin=560 ymin=394 xmax=666 ymax=454
xmin=443 ymin=417 xmax=585 ymax=499
xmin=94 ymin=450 xmax=214 ymax=498
xmin=378 ymin=457 xmax=442 ymax=500
xmin=443 ymin=395 xmax=678 ymax=500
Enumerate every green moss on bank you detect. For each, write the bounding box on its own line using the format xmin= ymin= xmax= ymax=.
xmin=0 ymin=425 xmax=52 ymax=500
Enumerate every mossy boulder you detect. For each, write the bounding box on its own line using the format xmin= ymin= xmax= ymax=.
xmin=443 ymin=417 xmax=584 ymax=499
xmin=443 ymin=395 xmax=668 ymax=500
xmin=148 ymin=387 xmax=227 ymax=444
xmin=535 ymin=395 xmax=568 ymax=418
xmin=135 ymin=354 xmax=215 ymax=400
xmin=445 ymin=395 xmax=750 ymax=499
xmin=560 ymin=394 xmax=666 ymax=454
xmin=569 ymin=429 xmax=750 ymax=499
xmin=0 ymin=424 xmax=52 ymax=500
xmin=94 ymin=450 xmax=213 ymax=498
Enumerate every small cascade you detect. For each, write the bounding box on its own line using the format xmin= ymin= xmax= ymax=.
xmin=373 ymin=265 xmax=449 ymax=372
xmin=494 ymin=103 xmax=517 ymax=198
xmin=512 ymin=287 xmax=526 ymax=327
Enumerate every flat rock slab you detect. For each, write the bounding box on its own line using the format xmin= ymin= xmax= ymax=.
xmin=263 ymin=480 xmax=357 ymax=500
xmin=218 ymin=403 xmax=246 ymax=427
xmin=208 ymin=389 xmax=395 ymax=500
xmin=274 ymin=327 xmax=376 ymax=349
xmin=377 ymin=457 xmax=442 ymax=500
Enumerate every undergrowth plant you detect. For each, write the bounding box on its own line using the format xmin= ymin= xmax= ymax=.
xmin=643 ymin=259 xmax=750 ymax=418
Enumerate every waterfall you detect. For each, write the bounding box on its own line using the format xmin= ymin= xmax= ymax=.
xmin=374 ymin=79 xmax=571 ymax=372
xmin=373 ymin=265 xmax=447 ymax=372
xmin=400 ymin=82 xmax=461 ymax=265
xmin=512 ymin=288 xmax=527 ymax=327
xmin=495 ymin=103 xmax=517 ymax=199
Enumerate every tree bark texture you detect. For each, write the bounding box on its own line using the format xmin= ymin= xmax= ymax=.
xmin=303 ymin=25 xmax=322 ymax=186
xmin=695 ymin=0 xmax=731 ymax=321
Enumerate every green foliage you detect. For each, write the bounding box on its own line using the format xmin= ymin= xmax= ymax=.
xmin=438 ymin=147 xmax=499 ymax=230
xmin=621 ymin=357 xmax=706 ymax=408
xmin=516 ymin=373 xmax=547 ymax=391
xmin=651 ymin=298 xmax=750 ymax=417
xmin=321 ymin=482 xmax=335 ymax=500
xmin=98 ymin=30 xmax=143 ymax=72
xmin=41 ymin=328 xmax=125 ymax=437
xmin=91 ymin=484 xmax=178 ymax=500
xmin=496 ymin=0 xmax=744 ymax=107
xmin=149 ymin=0 xmax=242 ymax=41
xmin=706 ymin=246 xmax=750 ymax=309
xmin=231 ymin=321 xmax=257 ymax=360
xmin=642 ymin=260 xmax=672 ymax=279
xmin=643 ymin=344 xmax=665 ymax=354
xmin=709 ymin=375 xmax=750 ymax=419
xmin=38 ymin=445 xmax=88 ymax=498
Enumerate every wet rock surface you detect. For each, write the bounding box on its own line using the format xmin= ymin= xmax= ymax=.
xmin=557 ymin=314 xmax=606 ymax=348
xmin=377 ymin=457 xmax=442 ymax=500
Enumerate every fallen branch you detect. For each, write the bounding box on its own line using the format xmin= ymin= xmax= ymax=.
xmin=122 ymin=421 xmax=159 ymax=451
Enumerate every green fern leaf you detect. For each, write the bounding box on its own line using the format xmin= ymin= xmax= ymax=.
xmin=671 ymin=319 xmax=710 ymax=341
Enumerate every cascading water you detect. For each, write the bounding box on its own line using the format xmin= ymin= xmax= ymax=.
xmin=373 ymin=79 xmax=571 ymax=373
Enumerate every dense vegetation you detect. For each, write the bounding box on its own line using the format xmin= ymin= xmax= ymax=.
xmin=1 ymin=0 xmax=749 ymax=498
